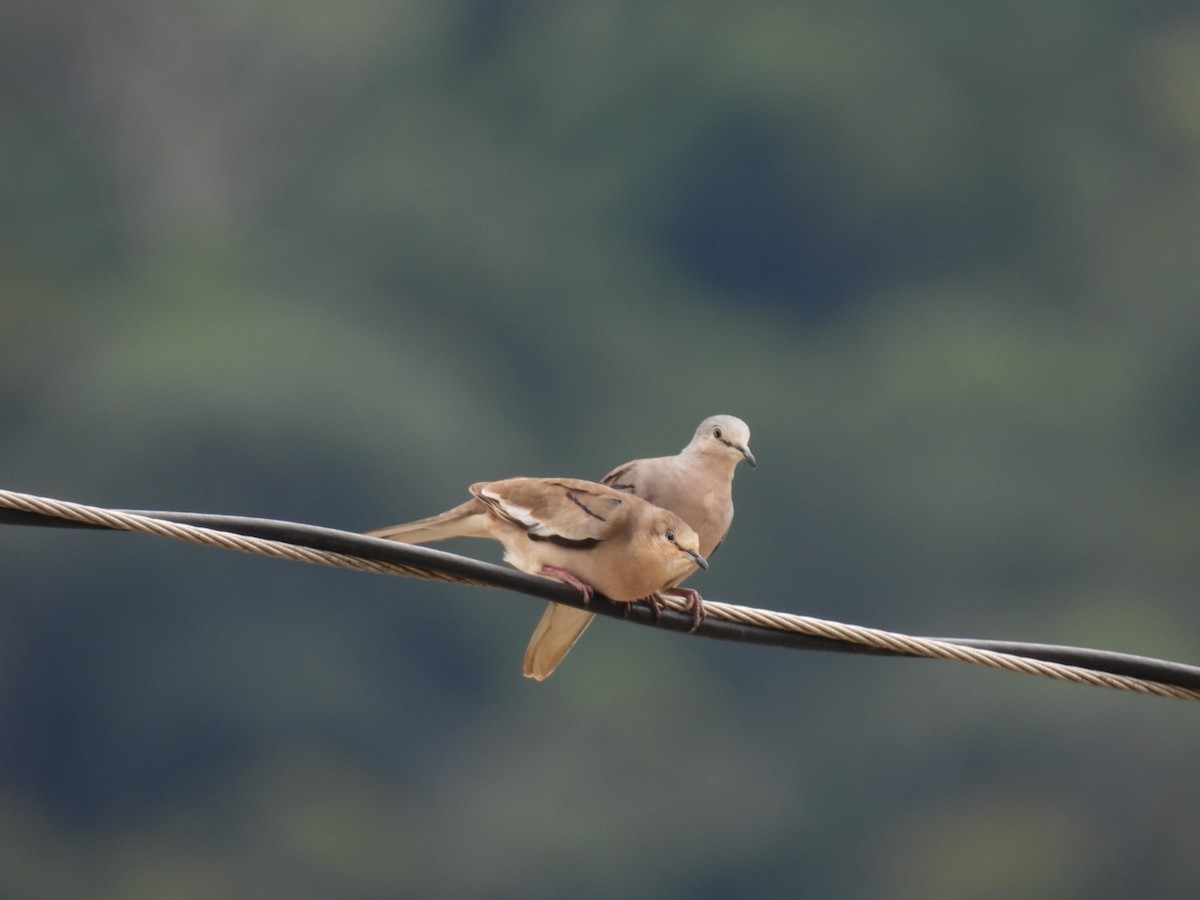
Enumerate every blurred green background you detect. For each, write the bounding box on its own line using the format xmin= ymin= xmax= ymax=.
xmin=3 ymin=2 xmax=1200 ymax=897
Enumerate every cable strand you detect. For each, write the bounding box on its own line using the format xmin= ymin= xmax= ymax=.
xmin=2 ymin=488 xmax=1198 ymax=702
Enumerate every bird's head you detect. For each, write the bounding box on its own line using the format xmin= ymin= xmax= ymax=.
xmin=646 ymin=511 xmax=708 ymax=576
xmin=689 ymin=415 xmax=756 ymax=468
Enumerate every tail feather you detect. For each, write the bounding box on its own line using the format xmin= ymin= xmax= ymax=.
xmin=523 ymin=603 xmax=596 ymax=680
xmin=367 ymin=498 xmax=490 ymax=544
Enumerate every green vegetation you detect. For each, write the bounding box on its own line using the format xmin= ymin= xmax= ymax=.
xmin=3 ymin=3 xmax=1199 ymax=897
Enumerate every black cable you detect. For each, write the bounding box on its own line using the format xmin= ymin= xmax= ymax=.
xmin=934 ymin=639 xmax=1200 ymax=691
xmin=4 ymin=506 xmax=1199 ymax=690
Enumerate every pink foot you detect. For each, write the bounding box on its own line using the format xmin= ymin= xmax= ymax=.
xmin=640 ymin=592 xmax=664 ymax=624
xmin=540 ymin=566 xmax=594 ymax=605
xmin=665 ymin=587 xmax=707 ymax=632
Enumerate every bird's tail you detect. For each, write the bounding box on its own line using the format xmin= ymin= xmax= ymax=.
xmin=523 ymin=603 xmax=596 ymax=680
xmin=367 ymin=498 xmax=490 ymax=544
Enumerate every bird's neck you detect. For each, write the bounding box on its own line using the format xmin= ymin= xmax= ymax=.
xmin=680 ymin=447 xmax=740 ymax=480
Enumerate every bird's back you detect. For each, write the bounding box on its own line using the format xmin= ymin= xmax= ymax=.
xmin=602 ymin=454 xmax=733 ymax=558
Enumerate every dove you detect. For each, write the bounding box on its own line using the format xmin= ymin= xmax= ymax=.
xmin=369 ymin=477 xmax=709 ymax=670
xmin=523 ymin=415 xmax=754 ymax=678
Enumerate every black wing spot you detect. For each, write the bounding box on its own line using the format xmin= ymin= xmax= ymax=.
xmin=565 ymin=491 xmax=607 ymax=521
xmin=528 ymin=533 xmax=603 ymax=550
xmin=605 ymin=482 xmax=637 ymax=493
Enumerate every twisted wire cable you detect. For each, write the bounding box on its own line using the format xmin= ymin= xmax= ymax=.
xmin=3 ymin=488 xmax=1198 ymax=701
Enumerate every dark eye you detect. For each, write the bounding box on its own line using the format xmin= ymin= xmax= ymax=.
xmin=664 ymin=530 xmax=676 ymax=543
xmin=713 ymin=427 xmax=723 ymax=439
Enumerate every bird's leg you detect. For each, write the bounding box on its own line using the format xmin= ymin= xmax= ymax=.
xmin=539 ymin=566 xmax=594 ymax=605
xmin=664 ymin=587 xmax=707 ymax=632
xmin=641 ymin=592 xmax=664 ymax=624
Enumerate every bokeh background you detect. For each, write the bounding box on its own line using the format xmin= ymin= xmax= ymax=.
xmin=3 ymin=2 xmax=1200 ymax=897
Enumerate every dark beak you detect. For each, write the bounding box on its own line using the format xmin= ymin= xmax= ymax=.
xmin=688 ymin=550 xmax=709 ymax=570
xmin=739 ymin=445 xmax=757 ymax=468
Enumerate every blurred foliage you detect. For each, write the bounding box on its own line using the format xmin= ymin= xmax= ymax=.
xmin=2 ymin=1 xmax=1200 ymax=897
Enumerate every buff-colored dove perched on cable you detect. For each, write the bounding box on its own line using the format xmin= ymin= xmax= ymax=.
xmin=368 ymin=476 xmax=709 ymax=635
xmin=522 ymin=415 xmax=755 ymax=679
